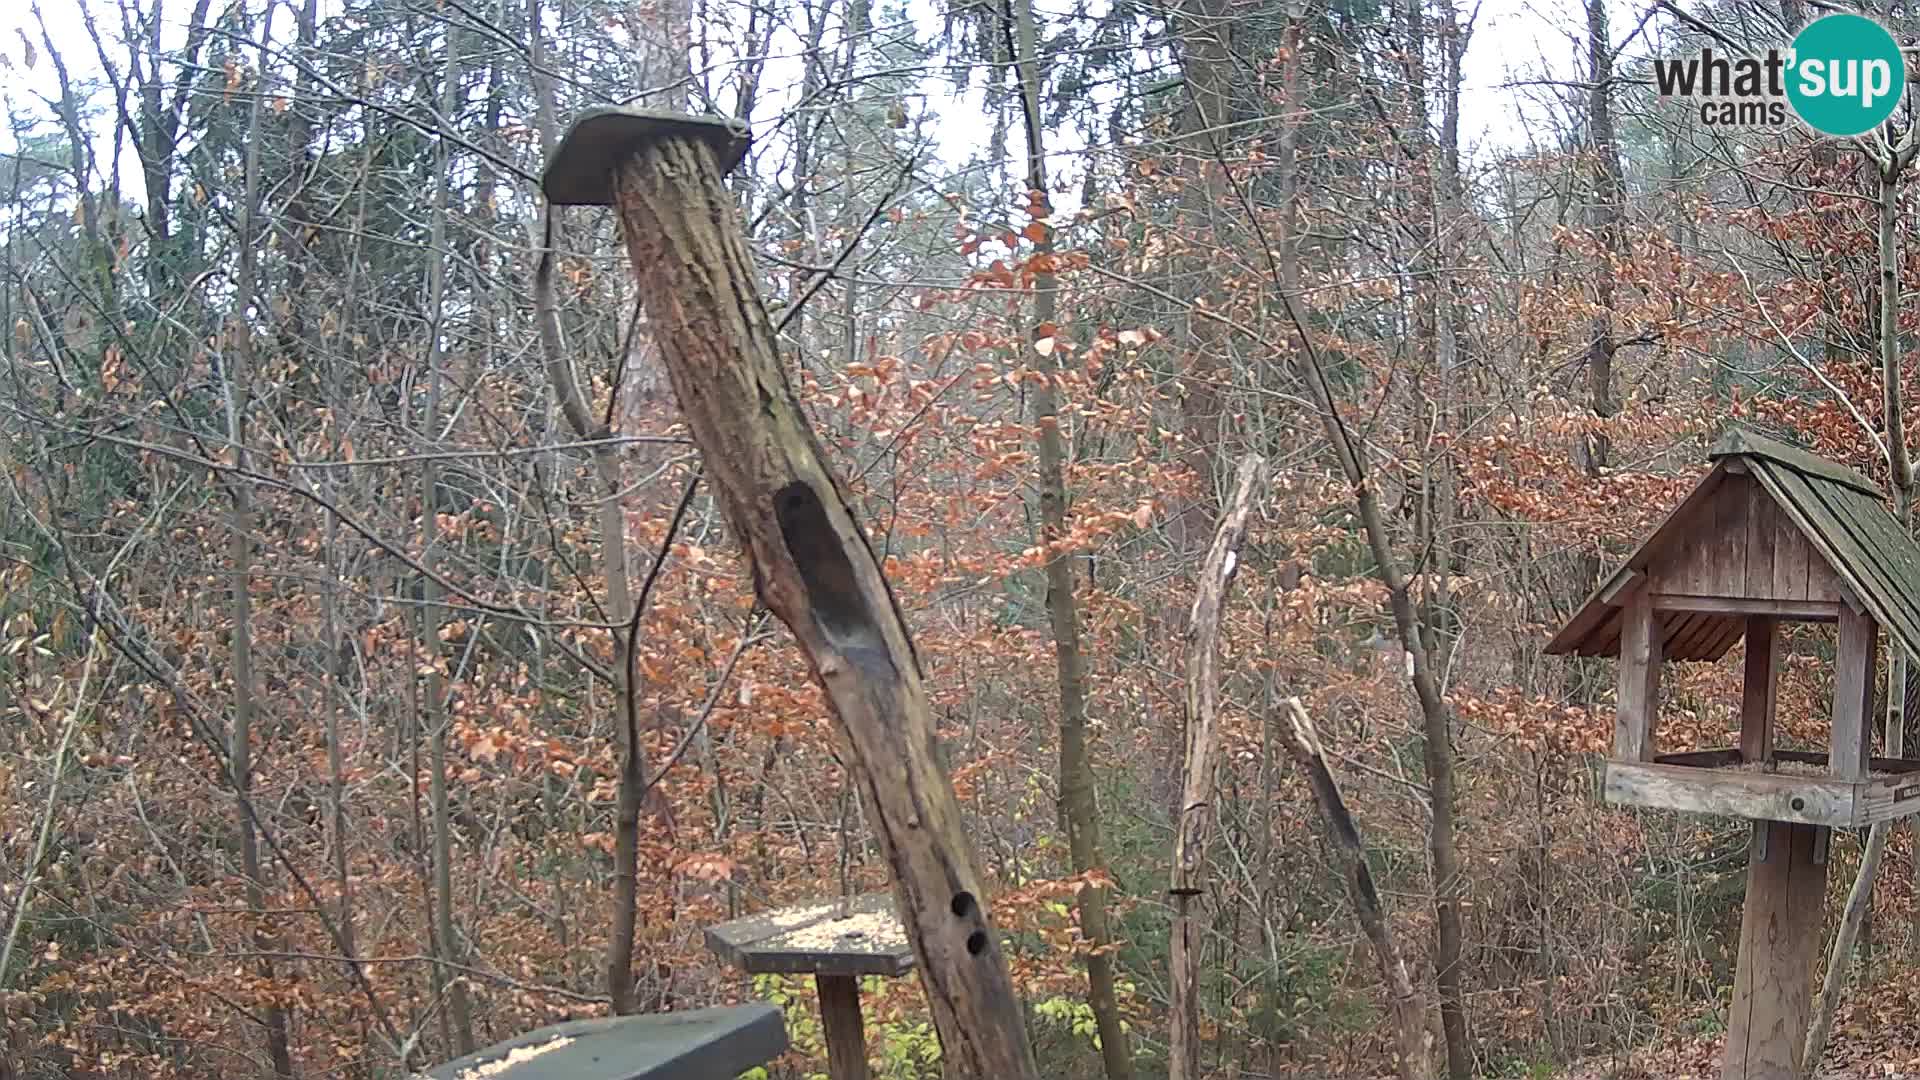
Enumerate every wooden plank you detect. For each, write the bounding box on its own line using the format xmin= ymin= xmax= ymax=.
xmin=1702 ymin=617 xmax=1752 ymax=662
xmin=1755 ymin=466 xmax=1898 ymax=641
xmin=1819 ymin=483 xmax=1920 ymax=661
xmin=705 ymin=894 xmax=916 ymax=978
xmin=1637 ymin=465 xmax=1731 ymax=583
xmin=1680 ymin=614 xmax=1733 ymax=658
xmin=1650 ymin=595 xmax=1841 ymax=620
xmin=1770 ymin=749 xmax=1920 ymax=775
xmin=1603 ymin=761 xmax=1856 ymax=827
xmin=1654 ymin=749 xmax=1745 ymax=767
xmin=1765 ymin=467 xmax=1920 ymax=667
xmin=1593 ymin=618 xmax=1623 ymax=660
xmin=818 ymin=974 xmax=871 ymax=1080
xmin=1772 ymin=493 xmax=1809 ymax=603
xmin=1856 ymin=773 xmax=1920 ymax=824
xmin=1616 ymin=587 xmax=1661 ymax=762
xmin=1722 ymin=820 xmax=1828 ymax=1080
xmin=1743 ymin=617 xmax=1776 ymax=765
xmin=1660 ymin=612 xmax=1700 ymax=658
xmin=1746 ymin=479 xmax=1777 ymax=598
xmin=1718 ymin=478 xmax=1751 ymax=596
xmin=1711 ymin=427 xmax=1882 ymax=496
xmin=1834 ymin=606 xmax=1877 ymax=780
xmin=423 ymin=1005 xmax=789 ymax=1080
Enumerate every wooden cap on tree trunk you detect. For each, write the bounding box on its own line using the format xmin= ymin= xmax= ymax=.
xmin=541 ymin=107 xmax=751 ymax=206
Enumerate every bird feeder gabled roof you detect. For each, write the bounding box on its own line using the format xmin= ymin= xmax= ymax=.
xmin=1545 ymin=428 xmax=1920 ymax=666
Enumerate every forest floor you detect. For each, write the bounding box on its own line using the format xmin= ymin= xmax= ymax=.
xmin=1557 ymin=987 xmax=1920 ymax=1079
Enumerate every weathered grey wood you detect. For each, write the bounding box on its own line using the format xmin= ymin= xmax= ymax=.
xmin=1169 ymin=455 xmax=1264 ymax=1080
xmin=705 ymin=893 xmax=914 ymax=978
xmin=1550 ymin=435 xmax=1920 ymax=667
xmin=1717 ymin=477 xmax=1751 ymax=596
xmin=1746 ymin=479 xmax=1776 ymax=598
xmin=1652 ymin=595 xmax=1840 ymax=621
xmin=541 ymin=108 xmax=749 ymax=204
xmin=1615 ymin=585 xmax=1661 ymax=762
xmin=1654 ymin=749 xmax=1745 ymax=768
xmin=1723 ymin=820 xmax=1827 ymax=1080
xmin=817 ymin=975 xmax=870 ymax=1080
xmin=1710 ymin=427 xmax=1882 ymax=496
xmin=1603 ymin=761 xmax=1855 ymax=827
xmin=1758 ymin=465 xmax=1920 ymax=664
xmin=1545 ymin=466 xmax=1729 ymax=656
xmin=1833 ymin=607 xmax=1877 ymax=780
xmin=1652 ymin=747 xmax=1920 ymax=776
xmin=425 ymin=1005 xmax=786 ymax=1080
xmin=1742 ymin=617 xmax=1775 ymax=766
xmin=1855 ymin=772 xmax=1920 ymax=824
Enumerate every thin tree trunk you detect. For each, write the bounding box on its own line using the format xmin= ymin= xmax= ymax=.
xmin=1170 ymin=456 xmax=1265 ymax=1080
xmin=1009 ymin=2 xmax=1133 ymax=1075
xmin=418 ymin=22 xmax=476 ymax=1054
xmin=1277 ymin=698 xmax=1435 ymax=1080
xmin=1400 ymin=0 xmax=1470 ymax=1071
xmin=226 ymin=5 xmax=293 ymax=1072
xmin=1582 ymin=0 xmax=1623 ymax=485
xmin=526 ymin=11 xmax=667 ymax=1012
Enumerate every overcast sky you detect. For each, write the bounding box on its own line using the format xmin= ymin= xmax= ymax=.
xmin=0 ymin=0 xmax=1682 ymax=206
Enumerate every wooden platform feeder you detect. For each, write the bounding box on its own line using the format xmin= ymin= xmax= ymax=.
xmin=1547 ymin=428 xmax=1920 ymax=1080
xmin=706 ymin=893 xmax=914 ymax=1080
xmin=424 ymin=1004 xmax=786 ymax=1080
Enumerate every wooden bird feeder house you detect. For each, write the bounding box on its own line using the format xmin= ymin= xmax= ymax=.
xmin=1547 ymin=428 xmax=1920 ymax=1079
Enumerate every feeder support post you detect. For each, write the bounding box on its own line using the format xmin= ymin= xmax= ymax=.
xmin=542 ymin=110 xmax=1040 ymax=1080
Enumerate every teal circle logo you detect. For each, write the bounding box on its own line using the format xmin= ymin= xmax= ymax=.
xmin=1786 ymin=14 xmax=1905 ymax=136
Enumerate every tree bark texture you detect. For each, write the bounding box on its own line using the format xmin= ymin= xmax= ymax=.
xmin=604 ymin=136 xmax=1038 ymax=1080
xmin=1169 ymin=455 xmax=1265 ymax=1080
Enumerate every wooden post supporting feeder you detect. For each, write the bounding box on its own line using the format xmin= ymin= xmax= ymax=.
xmin=1546 ymin=428 xmax=1920 ymax=1080
xmin=706 ymin=893 xmax=915 ymax=1080
xmin=541 ymin=108 xmax=1039 ymax=1080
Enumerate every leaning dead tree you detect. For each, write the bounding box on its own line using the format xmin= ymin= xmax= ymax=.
xmin=540 ymin=109 xmax=1039 ymax=1080
xmin=1277 ymin=698 xmax=1435 ymax=1080
xmin=1169 ymin=454 xmax=1264 ymax=1080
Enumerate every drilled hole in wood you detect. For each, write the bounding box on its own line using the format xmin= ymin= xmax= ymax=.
xmin=950 ymin=892 xmax=975 ymax=918
xmin=1791 ymin=797 xmax=1806 ymax=812
xmin=966 ymin=930 xmax=988 ymax=956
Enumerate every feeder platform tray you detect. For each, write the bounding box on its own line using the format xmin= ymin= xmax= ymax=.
xmin=424 ymin=1004 xmax=786 ymax=1080
xmin=1605 ymin=748 xmax=1920 ymax=827
xmin=705 ymin=891 xmax=914 ymax=978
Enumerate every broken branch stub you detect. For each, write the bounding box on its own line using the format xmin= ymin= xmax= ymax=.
xmin=548 ymin=113 xmax=1038 ymax=1080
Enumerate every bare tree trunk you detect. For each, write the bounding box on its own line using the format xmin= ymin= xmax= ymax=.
xmin=1582 ymin=0 xmax=1623 ymax=485
xmin=525 ymin=2 xmax=671 ymax=1014
xmin=226 ymin=5 xmax=293 ymax=1072
xmin=1170 ymin=456 xmax=1264 ymax=1080
xmin=1399 ymin=0 xmax=1470 ymax=1072
xmin=1009 ymin=2 xmax=1133 ymax=1075
xmin=418 ymin=23 xmax=476 ymax=1055
xmin=1277 ymin=699 xmax=1435 ymax=1080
